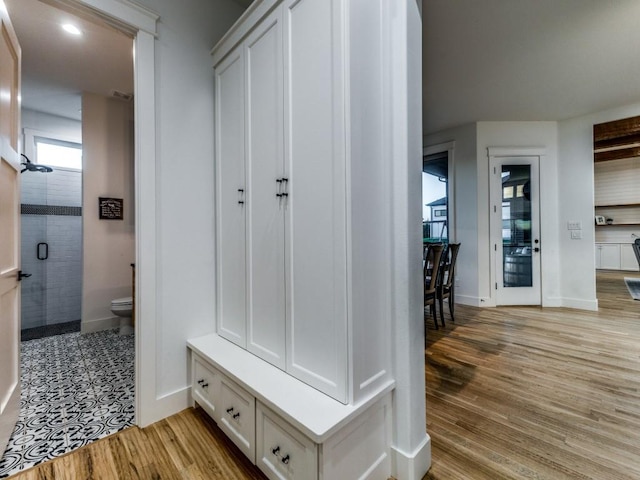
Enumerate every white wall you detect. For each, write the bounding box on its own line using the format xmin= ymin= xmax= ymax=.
xmin=130 ymin=0 xmax=245 ymax=402
xmin=558 ymin=101 xmax=640 ymax=309
xmin=425 ymin=122 xmax=561 ymax=308
xmin=476 ymin=122 xmax=560 ymax=307
xmin=81 ymin=93 xmax=135 ymax=332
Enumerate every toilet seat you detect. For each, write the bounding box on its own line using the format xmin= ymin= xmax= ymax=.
xmin=111 ymin=296 xmax=133 ymax=307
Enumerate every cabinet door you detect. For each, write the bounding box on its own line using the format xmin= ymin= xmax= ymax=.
xmin=600 ymin=244 xmax=621 ymax=270
xmin=246 ymin=8 xmax=286 ymax=369
xmin=620 ymin=244 xmax=640 ymax=271
xmin=284 ymin=0 xmax=348 ymax=402
xmin=215 ymin=47 xmax=247 ymax=346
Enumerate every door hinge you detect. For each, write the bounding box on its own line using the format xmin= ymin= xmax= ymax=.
xmin=495 ymin=282 xmax=498 ymax=290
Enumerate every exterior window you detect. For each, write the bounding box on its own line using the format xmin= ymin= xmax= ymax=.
xmin=35 ymin=137 xmax=82 ymax=170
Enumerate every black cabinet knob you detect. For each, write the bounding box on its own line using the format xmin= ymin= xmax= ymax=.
xmin=281 ymin=455 xmax=290 ymax=465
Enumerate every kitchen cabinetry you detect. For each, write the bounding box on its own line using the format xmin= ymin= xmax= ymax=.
xmin=595 ymin=243 xmax=639 ymax=271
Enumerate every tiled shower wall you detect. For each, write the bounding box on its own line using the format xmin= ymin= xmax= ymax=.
xmin=21 ymin=169 xmax=82 ymax=330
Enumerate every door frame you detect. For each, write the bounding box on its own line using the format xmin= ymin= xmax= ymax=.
xmin=488 ymin=147 xmax=544 ymax=306
xmin=423 ymin=141 xmax=456 ymax=242
xmin=69 ymin=0 xmax=159 ymax=427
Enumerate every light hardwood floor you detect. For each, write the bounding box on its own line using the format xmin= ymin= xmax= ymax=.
xmin=8 ymin=407 xmax=266 ymax=480
xmin=8 ymin=270 xmax=640 ymax=479
xmin=425 ymin=269 xmax=640 ymax=479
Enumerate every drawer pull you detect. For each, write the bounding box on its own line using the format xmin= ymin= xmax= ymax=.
xmin=197 ymin=379 xmax=205 ymax=384
xmin=201 ymin=383 xmax=209 ymax=388
xmin=271 ymin=446 xmax=280 ymax=455
xmin=233 ymin=412 xmax=240 ymax=419
xmin=226 ymin=407 xmax=234 ymax=414
xmin=281 ymin=454 xmax=290 ymax=465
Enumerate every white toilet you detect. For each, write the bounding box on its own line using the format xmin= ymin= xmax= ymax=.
xmin=111 ymin=296 xmax=134 ymax=335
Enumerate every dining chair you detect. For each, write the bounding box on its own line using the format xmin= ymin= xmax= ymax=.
xmin=437 ymin=243 xmax=461 ymax=326
xmin=424 ymin=243 xmax=444 ymax=330
xmin=633 ymin=238 xmax=640 ymax=268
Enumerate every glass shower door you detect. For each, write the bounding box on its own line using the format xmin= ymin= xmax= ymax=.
xmin=20 ymin=167 xmax=82 ymax=335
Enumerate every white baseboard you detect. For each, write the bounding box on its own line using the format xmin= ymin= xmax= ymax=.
xmin=560 ymin=297 xmax=598 ymax=311
xmin=392 ymin=434 xmax=431 ymax=480
xmin=137 ymin=386 xmax=190 ymax=428
xmin=81 ymin=316 xmax=120 ymax=333
xmin=542 ymin=296 xmax=563 ymax=308
xmin=456 ymin=295 xmax=493 ymax=307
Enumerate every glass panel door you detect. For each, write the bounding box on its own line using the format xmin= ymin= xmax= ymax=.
xmin=490 ymin=155 xmax=541 ymax=306
xmin=501 ymin=164 xmax=532 ymax=288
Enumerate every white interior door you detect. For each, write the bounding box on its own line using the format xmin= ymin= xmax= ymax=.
xmin=490 ymin=155 xmax=541 ymax=305
xmin=0 ymin=0 xmax=21 ymax=456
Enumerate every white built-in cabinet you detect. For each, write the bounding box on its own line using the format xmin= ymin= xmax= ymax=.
xmin=212 ymin=0 xmax=391 ymax=405
xmin=192 ymin=0 xmax=396 ymax=478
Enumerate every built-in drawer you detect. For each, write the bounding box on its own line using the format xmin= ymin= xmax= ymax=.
xmin=256 ymin=402 xmax=317 ymax=480
xmin=192 ymin=356 xmax=219 ymax=419
xmin=218 ymin=375 xmax=256 ymax=462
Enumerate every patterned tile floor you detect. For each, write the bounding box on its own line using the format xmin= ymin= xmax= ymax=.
xmin=0 ymin=329 xmax=134 ymax=478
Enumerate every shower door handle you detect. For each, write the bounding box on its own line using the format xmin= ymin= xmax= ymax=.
xmin=37 ymin=242 xmax=49 ymax=260
xmin=17 ymin=271 xmax=32 ymax=281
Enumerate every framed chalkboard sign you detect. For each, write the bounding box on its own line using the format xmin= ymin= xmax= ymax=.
xmin=99 ymin=197 xmax=124 ymax=220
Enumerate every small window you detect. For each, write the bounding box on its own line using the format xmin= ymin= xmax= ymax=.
xmin=35 ymin=137 xmax=82 ymax=170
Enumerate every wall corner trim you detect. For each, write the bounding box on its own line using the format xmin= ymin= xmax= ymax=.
xmin=392 ymin=434 xmax=431 ymax=480
xmin=138 ymin=386 xmax=191 ymax=428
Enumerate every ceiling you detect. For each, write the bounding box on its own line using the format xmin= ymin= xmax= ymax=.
xmin=423 ymin=0 xmax=640 ymax=134
xmin=5 ymin=0 xmax=640 ymax=131
xmin=5 ymin=0 xmax=133 ymax=121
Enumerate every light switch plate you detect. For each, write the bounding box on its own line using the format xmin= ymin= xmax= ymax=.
xmin=571 ymin=230 xmax=582 ymax=239
xmin=567 ymin=221 xmax=582 ymax=230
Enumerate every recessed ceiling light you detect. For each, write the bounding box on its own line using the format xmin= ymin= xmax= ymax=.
xmin=62 ymin=24 xmax=82 ymax=35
